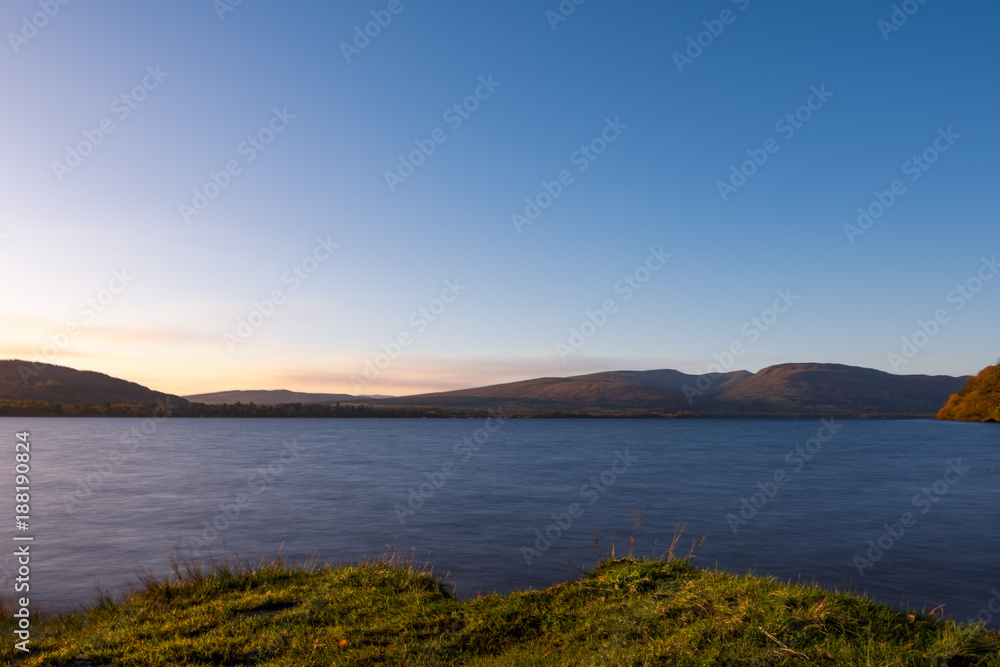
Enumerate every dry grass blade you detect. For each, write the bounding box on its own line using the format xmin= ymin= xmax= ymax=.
xmin=760 ymin=626 xmax=816 ymax=662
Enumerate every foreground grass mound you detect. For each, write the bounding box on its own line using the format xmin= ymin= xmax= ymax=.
xmin=4 ymin=553 xmax=999 ymax=666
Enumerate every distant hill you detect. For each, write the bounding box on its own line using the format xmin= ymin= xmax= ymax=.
xmin=375 ymin=369 xmax=745 ymax=412
xmin=0 ymin=360 xmax=186 ymax=407
xmin=937 ymin=362 xmax=1000 ymax=422
xmin=185 ymin=390 xmax=363 ymax=405
xmin=376 ymin=363 xmax=968 ymax=416
xmin=0 ymin=360 xmax=971 ymax=418
xmin=709 ymin=363 xmax=968 ymax=415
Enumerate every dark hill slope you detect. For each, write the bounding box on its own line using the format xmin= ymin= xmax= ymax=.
xmin=0 ymin=360 xmax=186 ymax=406
xmin=712 ymin=363 xmax=967 ymax=414
xmin=379 ymin=363 xmax=967 ymax=415
xmin=376 ymin=369 xmax=748 ymax=411
xmin=184 ymin=390 xmax=357 ymax=405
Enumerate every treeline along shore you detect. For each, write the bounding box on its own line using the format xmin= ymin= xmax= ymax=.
xmin=0 ymin=399 xmax=953 ymax=420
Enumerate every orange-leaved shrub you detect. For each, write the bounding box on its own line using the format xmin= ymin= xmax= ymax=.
xmin=937 ymin=362 xmax=1000 ymax=422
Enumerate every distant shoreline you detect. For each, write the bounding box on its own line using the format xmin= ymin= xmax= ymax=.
xmin=0 ymin=400 xmax=959 ymax=421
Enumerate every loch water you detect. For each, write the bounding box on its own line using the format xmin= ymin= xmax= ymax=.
xmin=2 ymin=417 xmax=998 ymax=626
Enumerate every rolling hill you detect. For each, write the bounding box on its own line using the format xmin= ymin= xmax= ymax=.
xmin=710 ymin=363 xmax=969 ymax=415
xmin=373 ymin=369 xmax=746 ymax=412
xmin=0 ymin=360 xmax=971 ymax=417
xmin=0 ymin=360 xmax=187 ymax=407
xmin=376 ymin=363 xmax=968 ymax=416
xmin=184 ymin=389 xmax=360 ymax=405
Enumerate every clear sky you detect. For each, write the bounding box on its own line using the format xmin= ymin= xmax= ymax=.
xmin=1 ymin=0 xmax=997 ymax=396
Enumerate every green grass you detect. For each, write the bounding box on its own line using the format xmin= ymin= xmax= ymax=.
xmin=4 ymin=542 xmax=999 ymax=666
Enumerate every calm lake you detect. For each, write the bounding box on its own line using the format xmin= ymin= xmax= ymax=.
xmin=2 ymin=417 xmax=998 ymax=626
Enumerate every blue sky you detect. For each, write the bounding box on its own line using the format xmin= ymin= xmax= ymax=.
xmin=1 ymin=0 xmax=997 ymax=396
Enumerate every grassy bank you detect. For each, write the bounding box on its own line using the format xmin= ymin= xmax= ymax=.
xmin=4 ymin=547 xmax=999 ymax=666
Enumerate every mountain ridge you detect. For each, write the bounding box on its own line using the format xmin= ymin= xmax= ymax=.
xmin=374 ymin=363 xmax=968 ymax=415
xmin=0 ymin=359 xmax=971 ymax=417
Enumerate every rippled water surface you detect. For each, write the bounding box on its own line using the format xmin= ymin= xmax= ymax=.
xmin=2 ymin=417 xmax=997 ymax=625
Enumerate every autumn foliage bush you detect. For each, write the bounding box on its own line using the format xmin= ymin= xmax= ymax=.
xmin=937 ymin=362 xmax=1000 ymax=422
